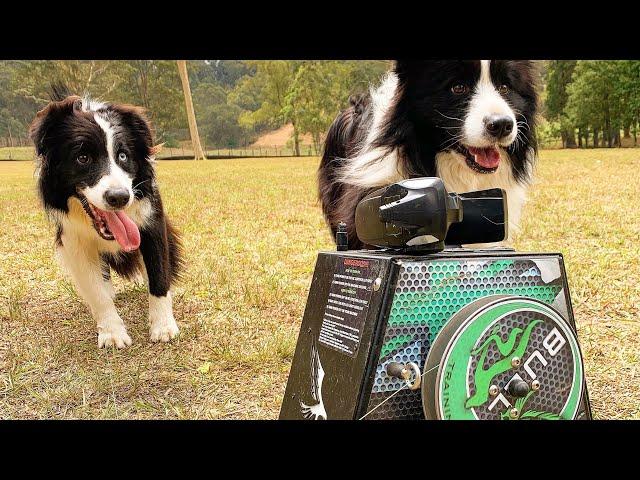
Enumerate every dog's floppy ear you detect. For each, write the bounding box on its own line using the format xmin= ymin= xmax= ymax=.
xmin=394 ymin=60 xmax=429 ymax=75
xmin=393 ymin=60 xmax=435 ymax=85
xmin=29 ymin=95 xmax=82 ymax=157
xmin=509 ymin=60 xmax=540 ymax=89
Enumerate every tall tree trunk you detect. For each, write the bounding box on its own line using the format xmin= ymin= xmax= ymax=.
xmin=312 ymin=133 xmax=321 ymax=156
xmin=593 ymin=127 xmax=599 ymax=147
xmin=137 ymin=61 xmax=150 ymax=110
xmin=176 ymin=60 xmax=206 ymax=160
xmin=291 ymin=120 xmax=300 ymax=157
xmin=577 ymin=128 xmax=583 ymax=148
xmin=563 ymin=127 xmax=577 ymax=148
xmin=584 ymin=128 xmax=589 ymax=148
xmin=604 ymin=105 xmax=612 ymax=147
xmin=624 ymin=124 xmax=631 ymax=138
xmin=607 ymin=127 xmax=612 ymax=148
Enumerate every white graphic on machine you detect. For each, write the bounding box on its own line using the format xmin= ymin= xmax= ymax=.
xmin=300 ymin=337 xmax=327 ymax=420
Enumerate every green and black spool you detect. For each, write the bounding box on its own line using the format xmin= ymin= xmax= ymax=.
xmin=422 ymin=295 xmax=585 ymax=420
xmin=280 ymin=178 xmax=591 ymax=420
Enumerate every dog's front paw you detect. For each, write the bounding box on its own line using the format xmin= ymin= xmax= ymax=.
xmin=149 ymin=317 xmax=180 ymax=343
xmin=98 ymin=322 xmax=132 ymax=349
xmin=149 ymin=294 xmax=179 ymax=343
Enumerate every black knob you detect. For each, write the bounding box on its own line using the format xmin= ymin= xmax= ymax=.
xmin=507 ymin=379 xmax=530 ymax=398
xmin=386 ymin=362 xmax=406 ymax=379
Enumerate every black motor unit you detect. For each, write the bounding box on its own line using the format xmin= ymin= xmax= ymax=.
xmin=355 ymin=177 xmax=507 ymax=251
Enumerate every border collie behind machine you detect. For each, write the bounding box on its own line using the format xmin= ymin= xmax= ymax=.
xmin=319 ymin=60 xmax=539 ymax=248
xmin=30 ymin=91 xmax=182 ymax=348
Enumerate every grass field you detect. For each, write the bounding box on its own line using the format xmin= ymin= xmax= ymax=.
xmin=0 ymin=150 xmax=638 ymax=419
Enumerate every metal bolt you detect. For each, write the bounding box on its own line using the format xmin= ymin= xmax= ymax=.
xmin=509 ymin=408 xmax=519 ymax=419
xmin=489 ymin=385 xmax=500 ymax=396
xmin=373 ymin=277 xmax=382 ymax=291
xmin=511 ymin=357 xmax=521 ymax=368
xmin=531 ymin=380 xmax=540 ymax=391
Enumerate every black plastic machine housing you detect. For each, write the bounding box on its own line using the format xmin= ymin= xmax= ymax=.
xmin=355 ymin=177 xmax=508 ymax=251
xmin=279 ymin=249 xmax=592 ymax=420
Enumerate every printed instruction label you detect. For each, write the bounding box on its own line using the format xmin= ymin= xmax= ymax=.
xmin=318 ymin=257 xmax=381 ymax=357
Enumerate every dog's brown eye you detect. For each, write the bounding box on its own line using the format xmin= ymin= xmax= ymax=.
xmin=451 ymin=84 xmax=468 ymax=95
xmin=77 ymin=154 xmax=90 ymax=165
xmin=498 ymin=84 xmax=509 ymax=95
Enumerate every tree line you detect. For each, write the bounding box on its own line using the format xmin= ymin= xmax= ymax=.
xmin=2 ymin=60 xmax=639 ymax=151
xmin=543 ymin=60 xmax=640 ymax=148
xmin=0 ymin=60 xmax=389 ymax=151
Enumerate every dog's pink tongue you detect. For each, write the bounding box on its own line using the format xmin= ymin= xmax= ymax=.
xmin=102 ymin=210 xmax=141 ymax=252
xmin=468 ymin=146 xmax=501 ymax=169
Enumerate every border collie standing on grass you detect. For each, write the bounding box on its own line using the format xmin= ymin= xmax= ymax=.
xmin=30 ymin=92 xmax=182 ymax=349
xmin=319 ymin=60 xmax=539 ymax=249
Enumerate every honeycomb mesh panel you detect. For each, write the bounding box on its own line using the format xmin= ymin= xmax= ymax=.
xmin=364 ymin=257 xmax=563 ymax=420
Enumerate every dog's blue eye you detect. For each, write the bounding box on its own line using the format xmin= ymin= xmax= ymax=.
xmin=118 ymin=152 xmax=127 ymax=162
xmin=77 ymin=154 xmax=90 ymax=165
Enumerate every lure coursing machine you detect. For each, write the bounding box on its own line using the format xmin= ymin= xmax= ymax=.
xmin=280 ymin=178 xmax=592 ymax=420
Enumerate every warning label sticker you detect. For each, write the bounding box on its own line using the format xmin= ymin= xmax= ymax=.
xmin=318 ymin=257 xmax=381 ymax=357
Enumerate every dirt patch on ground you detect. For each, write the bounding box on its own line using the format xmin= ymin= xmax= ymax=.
xmin=250 ymin=124 xmax=314 ymax=148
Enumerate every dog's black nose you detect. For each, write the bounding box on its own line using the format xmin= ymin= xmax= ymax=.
xmin=104 ymin=188 xmax=131 ymax=209
xmin=484 ymin=115 xmax=514 ymax=139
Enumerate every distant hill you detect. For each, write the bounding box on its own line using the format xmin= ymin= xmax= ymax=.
xmin=250 ymin=124 xmax=315 ymax=147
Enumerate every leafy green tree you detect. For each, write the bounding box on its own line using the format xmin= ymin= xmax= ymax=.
xmin=614 ymin=61 xmax=640 ymax=145
xmin=188 ymin=60 xmax=255 ymax=89
xmin=283 ymin=61 xmax=388 ymax=153
xmin=232 ymin=61 xmax=302 ymax=154
xmin=544 ymin=61 xmax=577 ymax=148
xmin=12 ymin=60 xmax=123 ymax=104
xmin=0 ymin=61 xmax=39 ymax=139
xmin=192 ymin=83 xmax=246 ymax=147
xmin=566 ymin=61 xmax=630 ymax=148
xmin=7 ymin=60 xmax=186 ymax=144
xmin=230 ymin=60 xmax=389 ymax=155
xmin=113 ymin=61 xmax=186 ymax=142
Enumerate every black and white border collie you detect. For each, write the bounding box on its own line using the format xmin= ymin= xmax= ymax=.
xmin=319 ymin=60 xmax=539 ymax=249
xmin=30 ymin=93 xmax=182 ymax=349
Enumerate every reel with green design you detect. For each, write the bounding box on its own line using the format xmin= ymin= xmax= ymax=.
xmin=422 ymin=295 xmax=585 ymax=420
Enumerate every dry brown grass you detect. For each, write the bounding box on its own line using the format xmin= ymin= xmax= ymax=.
xmin=0 ymin=150 xmax=638 ymax=419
